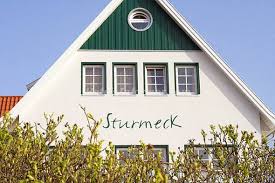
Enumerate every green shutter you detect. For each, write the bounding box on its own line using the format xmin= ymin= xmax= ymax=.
xmin=80 ymin=0 xmax=200 ymax=51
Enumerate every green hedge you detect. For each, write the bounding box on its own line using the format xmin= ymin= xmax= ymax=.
xmin=0 ymin=109 xmax=274 ymax=183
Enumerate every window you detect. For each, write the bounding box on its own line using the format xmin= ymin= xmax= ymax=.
xmin=114 ymin=65 xmax=137 ymax=95
xmin=175 ymin=64 xmax=199 ymax=95
xmin=115 ymin=145 xmax=169 ymax=162
xmin=145 ymin=65 xmax=168 ymax=95
xmin=82 ymin=64 xmax=105 ymax=95
xmin=194 ymin=147 xmax=213 ymax=163
xmin=128 ymin=8 xmax=153 ymax=31
xmin=187 ymin=146 xmax=233 ymax=168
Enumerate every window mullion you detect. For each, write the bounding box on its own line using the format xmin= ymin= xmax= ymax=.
xmin=102 ymin=67 xmax=104 ymax=93
xmin=115 ymin=67 xmax=117 ymax=93
xmin=154 ymin=69 xmax=157 ymax=92
xmin=194 ymin=68 xmax=197 ymax=93
xmin=164 ymin=68 xmax=166 ymax=93
xmin=124 ymin=68 xmax=126 ymax=92
xmin=92 ymin=67 xmax=95 ymax=93
xmin=176 ymin=67 xmax=180 ymax=93
xmin=185 ymin=68 xmax=188 ymax=92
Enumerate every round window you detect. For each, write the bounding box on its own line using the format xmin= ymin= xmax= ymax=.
xmin=128 ymin=8 xmax=153 ymax=31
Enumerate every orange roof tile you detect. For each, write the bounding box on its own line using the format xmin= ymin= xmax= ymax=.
xmin=0 ymin=96 xmax=23 ymax=117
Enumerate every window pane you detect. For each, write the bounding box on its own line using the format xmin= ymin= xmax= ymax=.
xmin=117 ymin=85 xmax=125 ymax=92
xmin=126 ymin=76 xmax=134 ymax=84
xmin=119 ymin=150 xmax=130 ymax=159
xmin=85 ymin=76 xmax=93 ymax=84
xmin=157 ymin=85 xmax=165 ymax=92
xmin=94 ymin=67 xmax=103 ymax=75
xmin=187 ymin=76 xmax=194 ymax=84
xmin=126 ymin=84 xmax=134 ymax=92
xmin=178 ymin=76 xmax=186 ymax=84
xmin=94 ymin=84 xmax=103 ymax=92
xmin=187 ymin=85 xmax=195 ymax=92
xmin=178 ymin=85 xmax=186 ymax=92
xmin=156 ymin=69 xmax=164 ymax=76
xmin=125 ymin=68 xmax=134 ymax=75
xmin=153 ymin=149 xmax=167 ymax=162
xmin=178 ymin=68 xmax=185 ymax=75
xmin=117 ymin=68 xmax=124 ymax=75
xmin=85 ymin=67 xmax=93 ymax=75
xmin=198 ymin=149 xmax=209 ymax=160
xmin=147 ymin=77 xmax=155 ymax=84
xmin=156 ymin=77 xmax=164 ymax=84
xmin=147 ymin=69 xmax=155 ymax=76
xmin=187 ymin=68 xmax=194 ymax=75
xmin=94 ymin=76 xmax=102 ymax=84
xmin=117 ymin=76 xmax=124 ymax=84
xmin=85 ymin=84 xmax=93 ymax=92
xmin=148 ymin=85 xmax=155 ymax=92
xmin=132 ymin=22 xmax=148 ymax=30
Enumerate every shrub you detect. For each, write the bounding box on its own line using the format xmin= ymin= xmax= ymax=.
xmin=0 ymin=110 xmax=274 ymax=183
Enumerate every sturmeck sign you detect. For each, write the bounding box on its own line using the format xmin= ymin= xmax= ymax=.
xmin=103 ymin=113 xmax=182 ymax=129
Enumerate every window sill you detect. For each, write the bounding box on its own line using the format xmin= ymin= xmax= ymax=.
xmin=113 ymin=93 xmax=137 ymax=97
xmin=144 ymin=93 xmax=169 ymax=97
xmin=81 ymin=93 xmax=106 ymax=96
xmin=176 ymin=93 xmax=200 ymax=97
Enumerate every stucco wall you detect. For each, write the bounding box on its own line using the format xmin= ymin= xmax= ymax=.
xmin=17 ymin=51 xmax=261 ymax=152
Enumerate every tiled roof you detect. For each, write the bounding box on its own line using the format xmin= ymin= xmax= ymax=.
xmin=0 ymin=96 xmax=23 ymax=117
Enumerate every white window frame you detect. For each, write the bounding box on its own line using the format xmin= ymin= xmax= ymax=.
xmin=194 ymin=146 xmax=220 ymax=170
xmin=175 ymin=65 xmax=197 ymax=95
xmin=194 ymin=147 xmax=213 ymax=163
xmin=82 ymin=65 xmax=105 ymax=95
xmin=128 ymin=8 xmax=153 ymax=32
xmin=115 ymin=145 xmax=168 ymax=162
xmin=145 ymin=65 xmax=167 ymax=95
xmin=114 ymin=65 xmax=136 ymax=95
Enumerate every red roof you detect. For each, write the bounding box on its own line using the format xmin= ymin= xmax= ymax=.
xmin=0 ymin=96 xmax=23 ymax=117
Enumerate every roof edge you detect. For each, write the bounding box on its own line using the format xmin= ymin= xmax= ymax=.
xmin=156 ymin=0 xmax=275 ymax=126
xmin=11 ymin=0 xmax=124 ymax=115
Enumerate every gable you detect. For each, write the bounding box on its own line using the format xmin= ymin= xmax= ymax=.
xmin=10 ymin=0 xmax=274 ymax=133
xmin=80 ymin=0 xmax=200 ymax=50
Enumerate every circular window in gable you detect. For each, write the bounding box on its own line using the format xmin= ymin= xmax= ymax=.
xmin=128 ymin=8 xmax=153 ymax=31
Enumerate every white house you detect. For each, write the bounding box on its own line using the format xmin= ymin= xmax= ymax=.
xmin=10 ymin=0 xmax=275 ymax=161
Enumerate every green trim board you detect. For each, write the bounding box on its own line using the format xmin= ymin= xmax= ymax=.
xmin=143 ymin=63 xmax=169 ymax=94
xmin=80 ymin=0 xmax=200 ymax=50
xmin=174 ymin=63 xmax=200 ymax=95
xmin=81 ymin=62 xmax=107 ymax=95
xmin=115 ymin=145 xmax=169 ymax=162
xmin=112 ymin=62 xmax=138 ymax=94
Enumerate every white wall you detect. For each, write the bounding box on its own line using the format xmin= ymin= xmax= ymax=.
xmin=17 ymin=51 xmax=261 ymax=152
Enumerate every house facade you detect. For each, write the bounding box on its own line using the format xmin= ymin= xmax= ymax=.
xmin=10 ymin=0 xmax=275 ymax=160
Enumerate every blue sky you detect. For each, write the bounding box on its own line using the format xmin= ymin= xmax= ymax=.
xmin=0 ymin=0 xmax=274 ymax=112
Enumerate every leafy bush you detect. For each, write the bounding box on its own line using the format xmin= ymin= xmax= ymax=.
xmin=0 ymin=109 xmax=274 ymax=183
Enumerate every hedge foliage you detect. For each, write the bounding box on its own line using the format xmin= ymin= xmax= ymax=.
xmin=0 ymin=109 xmax=274 ymax=183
